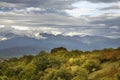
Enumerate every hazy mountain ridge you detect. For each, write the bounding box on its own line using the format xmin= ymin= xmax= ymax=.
xmin=0 ymin=33 xmax=120 ymax=58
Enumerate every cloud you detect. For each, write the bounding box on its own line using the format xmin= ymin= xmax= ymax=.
xmin=0 ymin=10 xmax=120 ymax=39
xmin=99 ymin=4 xmax=120 ymax=10
xmin=11 ymin=26 xmax=29 ymax=30
xmin=91 ymin=16 xmax=120 ymax=26
xmin=83 ymin=0 xmax=120 ymax=3
xmin=0 ymin=25 xmax=5 ymax=28
xmin=65 ymin=8 xmax=93 ymax=17
xmin=0 ymin=36 xmax=8 ymax=41
xmin=0 ymin=0 xmax=79 ymax=9
xmin=65 ymin=29 xmax=95 ymax=37
xmin=0 ymin=0 xmax=120 ymax=40
xmin=109 ymin=26 xmax=120 ymax=29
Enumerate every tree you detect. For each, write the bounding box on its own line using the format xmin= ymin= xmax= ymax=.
xmin=51 ymin=47 xmax=68 ymax=53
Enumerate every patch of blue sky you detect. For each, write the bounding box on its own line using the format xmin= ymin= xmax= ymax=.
xmin=72 ymin=1 xmax=116 ymax=9
xmin=70 ymin=1 xmax=120 ymax=17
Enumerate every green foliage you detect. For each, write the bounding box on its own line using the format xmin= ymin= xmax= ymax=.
xmin=0 ymin=70 xmax=3 ymax=76
xmin=0 ymin=76 xmax=8 ymax=80
xmin=38 ymin=68 xmax=72 ymax=80
xmin=19 ymin=55 xmax=33 ymax=64
xmin=71 ymin=67 xmax=89 ymax=80
xmin=34 ymin=52 xmax=49 ymax=71
xmin=0 ymin=47 xmax=120 ymax=80
xmin=117 ymin=74 xmax=120 ymax=80
xmin=82 ymin=59 xmax=101 ymax=72
xmin=5 ymin=67 xmax=22 ymax=77
xmin=51 ymin=47 xmax=68 ymax=53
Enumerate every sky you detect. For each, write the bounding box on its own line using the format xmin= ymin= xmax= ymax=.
xmin=0 ymin=0 xmax=120 ymax=41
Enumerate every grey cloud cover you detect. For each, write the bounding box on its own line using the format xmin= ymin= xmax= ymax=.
xmin=0 ymin=0 xmax=120 ymax=9
xmin=84 ymin=0 xmax=120 ymax=3
xmin=0 ymin=12 xmax=120 ymax=39
xmin=99 ymin=5 xmax=120 ymax=10
xmin=0 ymin=0 xmax=79 ymax=9
xmin=0 ymin=0 xmax=120 ymax=40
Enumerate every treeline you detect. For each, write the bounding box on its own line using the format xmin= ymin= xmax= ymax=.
xmin=0 ymin=47 xmax=120 ymax=80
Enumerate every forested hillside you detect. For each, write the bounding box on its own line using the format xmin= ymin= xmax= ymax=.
xmin=0 ymin=47 xmax=120 ymax=80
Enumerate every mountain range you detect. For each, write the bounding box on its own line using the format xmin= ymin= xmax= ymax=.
xmin=0 ymin=33 xmax=120 ymax=58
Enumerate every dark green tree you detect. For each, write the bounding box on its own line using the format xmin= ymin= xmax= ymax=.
xmin=51 ymin=47 xmax=68 ymax=53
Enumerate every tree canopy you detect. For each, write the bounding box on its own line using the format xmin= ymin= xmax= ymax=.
xmin=0 ymin=47 xmax=120 ymax=80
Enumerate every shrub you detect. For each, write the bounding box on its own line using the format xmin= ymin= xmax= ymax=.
xmin=0 ymin=76 xmax=8 ymax=80
xmin=71 ymin=66 xmax=89 ymax=80
xmin=44 ymin=68 xmax=72 ymax=80
xmin=82 ymin=59 xmax=100 ymax=72
xmin=34 ymin=53 xmax=49 ymax=71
